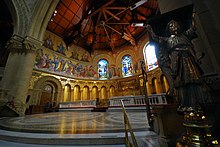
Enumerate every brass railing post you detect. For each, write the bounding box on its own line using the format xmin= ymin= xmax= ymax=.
xmin=121 ymin=100 xmax=138 ymax=147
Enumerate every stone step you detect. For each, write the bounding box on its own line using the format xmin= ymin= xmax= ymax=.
xmin=0 ymin=135 xmax=124 ymax=145
xmin=91 ymin=107 xmax=108 ymax=112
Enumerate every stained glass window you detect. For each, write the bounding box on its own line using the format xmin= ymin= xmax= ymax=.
xmin=143 ymin=43 xmax=158 ymax=71
xmin=98 ymin=59 xmax=108 ymax=79
xmin=121 ymin=55 xmax=133 ymax=77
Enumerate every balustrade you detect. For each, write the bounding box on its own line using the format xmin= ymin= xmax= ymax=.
xmin=59 ymin=100 xmax=96 ymax=109
xmin=109 ymin=94 xmax=168 ymax=107
xmin=58 ymin=93 xmax=170 ymax=109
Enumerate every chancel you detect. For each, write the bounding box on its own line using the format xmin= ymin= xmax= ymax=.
xmin=0 ymin=0 xmax=219 ymax=147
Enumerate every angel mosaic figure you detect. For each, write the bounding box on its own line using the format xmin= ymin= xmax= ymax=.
xmin=146 ymin=18 xmax=208 ymax=112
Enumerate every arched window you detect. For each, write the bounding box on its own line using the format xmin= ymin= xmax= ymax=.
xmin=121 ymin=55 xmax=133 ymax=77
xmin=98 ymin=59 xmax=108 ymax=79
xmin=143 ymin=43 xmax=158 ymax=71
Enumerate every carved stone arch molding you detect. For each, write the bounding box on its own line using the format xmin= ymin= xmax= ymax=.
xmin=4 ymin=0 xmax=59 ymax=41
xmin=34 ymin=76 xmax=62 ymax=103
xmin=92 ymin=54 xmax=113 ymax=67
xmin=4 ymin=0 xmax=31 ymax=37
xmin=138 ymin=33 xmax=150 ymax=59
xmin=28 ymin=0 xmax=60 ymax=40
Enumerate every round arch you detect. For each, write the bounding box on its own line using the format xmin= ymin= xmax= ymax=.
xmin=73 ymin=85 xmax=80 ymax=101
xmin=63 ymin=84 xmax=71 ymax=102
xmin=4 ymin=0 xmax=59 ymax=40
xmin=109 ymin=86 xmax=115 ymax=98
xmin=82 ymin=86 xmax=90 ymax=100
xmin=91 ymin=86 xmax=98 ymax=100
xmin=100 ymin=86 xmax=107 ymax=99
xmin=4 ymin=0 xmax=29 ymax=37
xmin=34 ymin=76 xmax=62 ymax=104
xmin=28 ymin=0 xmax=59 ymax=40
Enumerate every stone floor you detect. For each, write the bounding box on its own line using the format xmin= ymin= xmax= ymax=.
xmin=0 ymin=109 xmax=161 ymax=146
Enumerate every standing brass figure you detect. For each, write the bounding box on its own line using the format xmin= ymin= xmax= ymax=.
xmin=146 ymin=15 xmax=218 ymax=146
xmin=146 ymin=18 xmax=207 ymax=112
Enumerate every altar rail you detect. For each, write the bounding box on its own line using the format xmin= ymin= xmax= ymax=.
xmin=109 ymin=94 xmax=168 ymax=107
xmin=58 ymin=100 xmax=96 ymax=109
xmin=58 ymin=93 xmax=171 ymax=109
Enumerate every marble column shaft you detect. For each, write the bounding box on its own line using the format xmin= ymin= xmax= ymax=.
xmin=0 ymin=35 xmax=41 ymax=115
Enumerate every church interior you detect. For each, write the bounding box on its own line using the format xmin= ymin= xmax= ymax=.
xmin=0 ymin=0 xmax=220 ymax=146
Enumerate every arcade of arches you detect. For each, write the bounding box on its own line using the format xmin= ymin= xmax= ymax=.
xmin=29 ymin=68 xmax=168 ymax=111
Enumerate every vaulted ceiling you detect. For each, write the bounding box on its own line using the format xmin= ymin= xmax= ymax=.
xmin=47 ymin=0 xmax=159 ymax=53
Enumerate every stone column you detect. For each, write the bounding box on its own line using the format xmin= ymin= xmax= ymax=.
xmin=163 ymin=77 xmax=169 ymax=93
xmin=147 ymin=82 xmax=152 ymax=95
xmin=80 ymin=90 xmax=83 ymax=100
xmin=0 ymin=35 xmax=41 ymax=116
xmin=106 ymin=90 xmax=110 ymax=99
xmin=89 ymin=90 xmax=92 ymax=100
xmin=71 ymin=88 xmax=74 ymax=102
xmin=156 ymin=80 xmax=163 ymax=94
xmin=98 ymin=90 xmax=101 ymax=99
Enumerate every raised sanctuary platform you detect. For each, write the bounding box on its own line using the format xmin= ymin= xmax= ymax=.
xmin=0 ymin=110 xmax=161 ymax=146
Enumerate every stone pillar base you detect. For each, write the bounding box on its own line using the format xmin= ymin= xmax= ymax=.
xmin=0 ymin=89 xmax=26 ymax=116
xmin=151 ymin=104 xmax=184 ymax=147
xmin=0 ymin=105 xmax=19 ymax=117
xmin=0 ymin=89 xmax=9 ymax=108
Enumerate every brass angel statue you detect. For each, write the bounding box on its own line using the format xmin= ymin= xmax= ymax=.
xmin=146 ymin=17 xmax=208 ymax=112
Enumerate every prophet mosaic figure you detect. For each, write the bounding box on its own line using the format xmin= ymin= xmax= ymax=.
xmin=146 ymin=17 xmax=209 ymax=112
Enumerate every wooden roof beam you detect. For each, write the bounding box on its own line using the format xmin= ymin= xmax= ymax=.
xmin=103 ymin=10 xmax=108 ymax=21
xmin=106 ymin=7 xmax=126 ymax=10
xmin=104 ymin=9 xmax=120 ymax=21
xmin=86 ymin=0 xmax=115 ymax=19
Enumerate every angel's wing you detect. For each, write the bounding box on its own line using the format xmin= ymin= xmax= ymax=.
xmin=155 ymin=44 xmax=174 ymax=96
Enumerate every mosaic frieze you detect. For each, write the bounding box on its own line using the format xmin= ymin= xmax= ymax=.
xmin=43 ymin=33 xmax=91 ymax=62
xmin=34 ymin=48 xmax=97 ymax=79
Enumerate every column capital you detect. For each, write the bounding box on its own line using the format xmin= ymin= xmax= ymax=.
xmin=6 ymin=35 xmax=43 ymax=54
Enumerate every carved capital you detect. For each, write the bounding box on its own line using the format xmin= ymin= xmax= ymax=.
xmin=6 ymin=35 xmax=23 ymax=51
xmin=6 ymin=35 xmax=42 ymax=54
